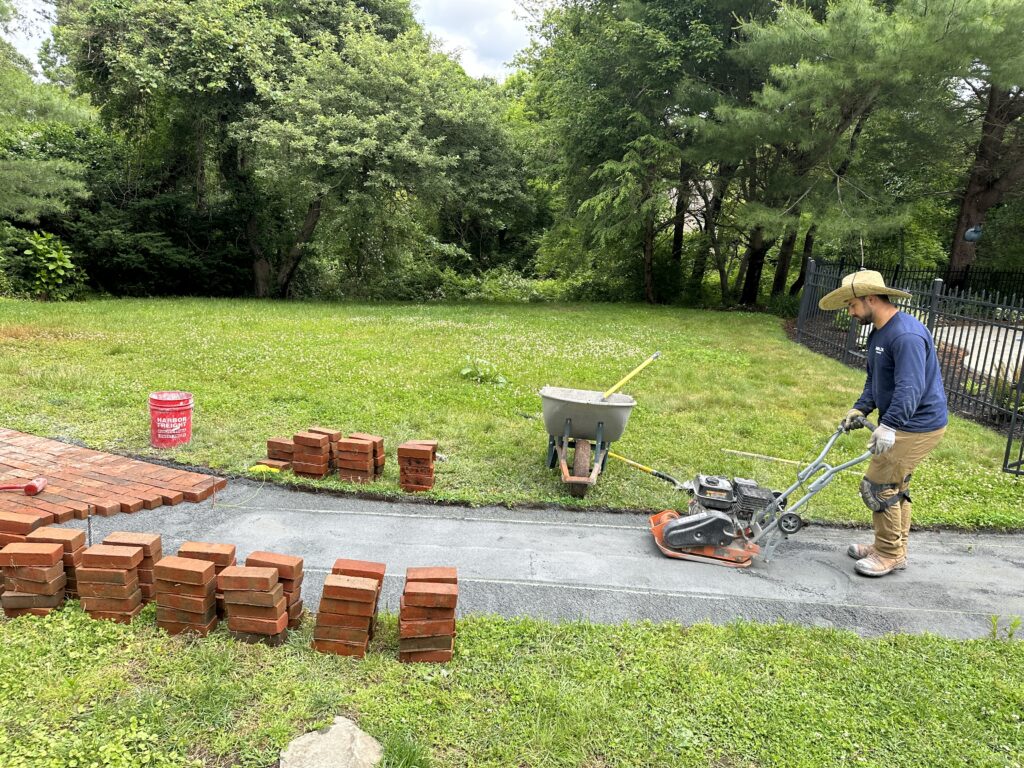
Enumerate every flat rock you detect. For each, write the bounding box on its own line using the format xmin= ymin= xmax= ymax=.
xmin=280 ymin=716 xmax=382 ymax=768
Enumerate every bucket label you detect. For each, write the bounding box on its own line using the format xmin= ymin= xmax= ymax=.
xmin=155 ymin=415 xmax=189 ymax=438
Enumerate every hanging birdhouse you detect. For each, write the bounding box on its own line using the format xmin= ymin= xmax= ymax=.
xmin=964 ymin=225 xmax=983 ymax=242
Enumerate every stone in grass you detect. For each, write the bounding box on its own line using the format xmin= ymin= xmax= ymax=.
xmin=279 ymin=716 xmax=382 ymax=768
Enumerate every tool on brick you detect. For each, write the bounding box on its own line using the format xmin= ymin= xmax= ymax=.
xmin=0 ymin=477 xmax=47 ymax=496
xmin=649 ymin=417 xmax=877 ymax=568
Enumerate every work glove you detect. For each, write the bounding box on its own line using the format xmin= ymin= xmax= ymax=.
xmin=841 ymin=408 xmax=865 ymax=432
xmin=867 ymin=424 xmax=896 ymax=455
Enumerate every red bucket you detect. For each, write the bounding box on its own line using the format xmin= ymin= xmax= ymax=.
xmin=149 ymin=391 xmax=194 ymax=449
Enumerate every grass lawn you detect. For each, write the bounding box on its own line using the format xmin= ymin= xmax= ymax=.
xmin=1 ymin=604 xmax=1022 ymax=768
xmin=0 ymin=298 xmax=1020 ymax=528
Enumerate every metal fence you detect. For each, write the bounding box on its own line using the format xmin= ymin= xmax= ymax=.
xmin=796 ymin=259 xmax=1024 ymax=476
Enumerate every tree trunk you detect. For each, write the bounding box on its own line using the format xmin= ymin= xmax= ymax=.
xmin=771 ymin=226 xmax=798 ymax=297
xmin=194 ymin=119 xmax=207 ymax=214
xmin=789 ymin=224 xmax=817 ymax=296
xmin=246 ymin=215 xmax=273 ymax=298
xmin=642 ymin=212 xmax=656 ymax=304
xmin=949 ymin=86 xmax=1024 ymax=276
xmin=687 ymin=162 xmax=735 ymax=302
xmin=739 ymin=226 xmax=776 ymax=305
xmin=670 ymin=159 xmax=689 ymax=270
xmin=275 ymin=197 xmax=324 ymax=298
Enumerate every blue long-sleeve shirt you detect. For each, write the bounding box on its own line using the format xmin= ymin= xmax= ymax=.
xmin=853 ymin=312 xmax=948 ymax=432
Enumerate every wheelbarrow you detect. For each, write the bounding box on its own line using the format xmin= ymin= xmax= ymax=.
xmin=539 ymin=352 xmax=658 ymax=498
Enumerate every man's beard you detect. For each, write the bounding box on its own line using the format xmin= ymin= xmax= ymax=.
xmin=857 ymin=314 xmax=873 ymax=326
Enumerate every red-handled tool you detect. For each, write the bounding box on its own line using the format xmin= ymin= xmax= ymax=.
xmin=0 ymin=478 xmax=48 ymax=496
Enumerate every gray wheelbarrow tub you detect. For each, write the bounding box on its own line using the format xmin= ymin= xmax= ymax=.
xmin=539 ymin=386 xmax=636 ymax=442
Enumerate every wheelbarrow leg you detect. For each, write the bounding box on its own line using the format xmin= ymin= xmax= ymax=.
xmin=546 ymin=434 xmax=557 ymax=469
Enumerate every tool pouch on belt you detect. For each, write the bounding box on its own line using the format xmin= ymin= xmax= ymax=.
xmin=860 ymin=476 xmax=908 ymax=513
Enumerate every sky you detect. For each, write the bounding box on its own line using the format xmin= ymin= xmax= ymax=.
xmin=2 ymin=0 xmax=533 ymax=80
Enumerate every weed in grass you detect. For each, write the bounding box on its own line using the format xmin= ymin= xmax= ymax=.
xmin=989 ymin=615 xmax=1023 ymax=641
xmin=381 ymin=732 xmax=433 ymax=768
xmin=459 ymin=356 xmax=508 ymax=387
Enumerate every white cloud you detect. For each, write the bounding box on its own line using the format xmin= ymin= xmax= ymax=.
xmin=414 ymin=0 xmax=531 ymax=80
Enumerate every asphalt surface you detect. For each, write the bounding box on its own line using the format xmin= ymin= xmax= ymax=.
xmin=63 ymin=479 xmax=1024 ymax=641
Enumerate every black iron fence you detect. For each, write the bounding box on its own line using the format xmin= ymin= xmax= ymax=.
xmin=796 ymin=259 xmax=1024 ymax=476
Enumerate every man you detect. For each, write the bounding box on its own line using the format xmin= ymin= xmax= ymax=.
xmin=819 ymin=270 xmax=948 ymax=577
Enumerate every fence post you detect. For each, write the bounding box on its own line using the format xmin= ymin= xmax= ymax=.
xmin=843 ymin=315 xmax=860 ymax=365
xmin=796 ymin=259 xmax=816 ymax=343
xmin=926 ymin=278 xmax=944 ymax=334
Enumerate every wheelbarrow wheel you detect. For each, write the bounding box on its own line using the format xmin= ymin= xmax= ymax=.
xmin=569 ymin=440 xmax=591 ymax=498
xmin=546 ymin=435 xmax=557 ymax=469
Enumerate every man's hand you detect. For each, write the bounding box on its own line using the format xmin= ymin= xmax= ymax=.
xmin=841 ymin=408 xmax=865 ymax=432
xmin=868 ymin=424 xmax=896 ymax=455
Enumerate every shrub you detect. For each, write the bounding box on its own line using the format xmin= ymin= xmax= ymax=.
xmin=3 ymin=230 xmax=84 ymax=301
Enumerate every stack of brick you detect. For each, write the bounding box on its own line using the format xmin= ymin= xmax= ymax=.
xmin=349 ymin=433 xmax=385 ymax=479
xmin=261 ymin=437 xmax=295 ymax=471
xmin=245 ymin=550 xmax=304 ymax=629
xmin=0 ymin=510 xmax=45 ymax=548
xmin=153 ymin=556 xmax=218 ymax=636
xmin=79 ymin=544 xmax=144 ymax=624
xmin=312 ymin=569 xmax=382 ymax=658
xmin=397 ymin=440 xmax=438 ymax=492
xmin=292 ymin=431 xmax=331 ymax=479
xmin=308 ymin=427 xmax=342 ymax=470
xmin=178 ymin=541 xmax=236 ymax=617
xmin=0 ymin=542 xmax=66 ymax=618
xmin=399 ymin=567 xmax=458 ymax=663
xmin=220 ymin=566 xmax=289 ymax=644
xmin=333 ymin=436 xmax=376 ymax=484
xmin=26 ymin=526 xmax=86 ymax=599
xmin=102 ymin=531 xmax=162 ymax=603
xmin=331 ymin=558 xmax=386 ymax=639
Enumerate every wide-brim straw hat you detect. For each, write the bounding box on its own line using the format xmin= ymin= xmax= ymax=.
xmin=818 ymin=270 xmax=912 ymax=310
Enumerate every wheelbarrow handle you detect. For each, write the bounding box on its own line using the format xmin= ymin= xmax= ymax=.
xmin=602 ymin=352 xmax=660 ymax=400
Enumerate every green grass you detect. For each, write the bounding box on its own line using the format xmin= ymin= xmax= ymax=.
xmin=1 ymin=605 xmax=1022 ymax=768
xmin=0 ymin=297 xmax=1021 ymax=529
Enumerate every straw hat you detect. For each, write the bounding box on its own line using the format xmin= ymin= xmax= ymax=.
xmin=818 ymin=270 xmax=912 ymax=310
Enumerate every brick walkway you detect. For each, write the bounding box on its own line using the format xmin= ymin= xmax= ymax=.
xmin=0 ymin=429 xmax=226 ymax=524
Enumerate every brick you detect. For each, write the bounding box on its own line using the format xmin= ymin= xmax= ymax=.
xmin=221 ymin=582 xmax=284 ymax=607
xmin=78 ymin=579 xmax=140 ymax=600
xmin=89 ymin=605 xmax=144 ymax=624
xmin=154 ymin=556 xmax=216 ymax=585
xmin=288 ymin=599 xmax=304 ymax=620
xmin=62 ymin=550 xmax=84 ymax=569
xmin=293 ymin=432 xmax=329 ymax=449
xmin=313 ymin=624 xmax=370 ymax=643
xmin=311 ymin=638 xmax=368 ymax=657
xmin=347 ymin=433 xmax=384 ymax=455
xmin=227 ymin=613 xmax=288 ymax=635
xmin=26 ymin=526 xmax=86 ymax=553
xmin=292 ymin=451 xmax=329 ymax=465
xmin=403 ymin=582 xmax=458 ymax=609
xmin=314 ymin=611 xmax=372 ymax=630
xmin=398 ymin=596 xmax=455 ymax=621
xmin=4 ymin=573 xmax=66 ymax=595
xmin=322 ymin=574 xmax=378 ymax=603
xmin=256 ymin=459 xmax=291 ymax=471
xmin=3 ymin=562 xmax=63 ymax=583
xmin=335 ymin=438 xmax=373 ymax=455
xmin=226 ymin=599 xmax=286 ymax=621
xmin=3 ymin=607 xmax=53 ymax=618
xmin=137 ymin=568 xmax=155 ymax=584
xmin=230 ymin=629 xmax=289 ymax=646
xmin=155 ymin=591 xmax=215 ymax=613
xmin=244 ymin=551 xmax=303 ymax=580
xmin=267 ymin=438 xmax=295 ymax=453
xmin=156 ymin=604 xmax=216 ymax=625
xmin=159 ymin=616 xmax=217 ymax=637
xmin=177 ymin=541 xmax=236 ymax=568
xmin=77 ymin=567 xmax=137 ymax=585
xmin=332 ymin=559 xmax=386 ymax=585
xmin=399 ymin=618 xmax=456 ymax=638
xmin=336 ymin=457 xmax=375 ymax=472
xmin=0 ymin=511 xmax=45 ymax=535
xmin=0 ymin=542 xmax=64 ymax=568
xmin=399 ymin=482 xmax=434 ymax=493
xmin=398 ymin=634 xmax=455 ymax=653
xmin=102 ymin=531 xmax=161 ymax=558
xmin=399 ymin=649 xmax=454 ymax=664
xmin=293 ymin=464 xmax=330 ymax=476
xmin=218 ymin=566 xmax=278 ymax=592
xmin=397 ymin=443 xmax=435 ymax=461
xmin=140 ymin=583 xmax=156 ymax=601
xmin=399 ymin=465 xmax=435 ymax=480
xmin=318 ymin=597 xmax=375 ymax=617
xmin=1 ymin=590 xmax=65 ymax=609
xmin=81 ymin=591 xmax=142 ymax=613
xmin=398 ymin=456 xmax=433 ymax=469
xmin=308 ymin=427 xmax=343 ymax=442
xmin=266 ymin=450 xmax=294 ymax=462
xmin=406 ymin=567 xmax=457 ymax=585
xmin=81 ymin=544 xmax=143 ymax=570
xmin=0 ymin=532 xmax=27 ymax=546
xmin=280 ymin=574 xmax=303 ymax=594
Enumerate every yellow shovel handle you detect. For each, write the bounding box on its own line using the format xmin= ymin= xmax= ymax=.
xmin=602 ymin=352 xmax=661 ymax=400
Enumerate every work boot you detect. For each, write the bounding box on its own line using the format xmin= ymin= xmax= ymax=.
xmin=854 ymin=551 xmax=906 ymax=577
xmin=847 ymin=543 xmax=906 ymax=569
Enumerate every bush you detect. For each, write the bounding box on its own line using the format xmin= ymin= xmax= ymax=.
xmin=1 ymin=230 xmax=85 ymax=301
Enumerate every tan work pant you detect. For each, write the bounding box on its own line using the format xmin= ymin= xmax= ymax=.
xmin=865 ymin=427 xmax=945 ymax=559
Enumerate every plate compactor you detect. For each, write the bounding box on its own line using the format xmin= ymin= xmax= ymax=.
xmin=649 ymin=419 xmax=875 ymax=568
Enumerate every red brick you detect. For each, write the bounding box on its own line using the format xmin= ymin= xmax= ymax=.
xmin=280 ymin=574 xmax=303 ymax=594
xmin=3 ymin=606 xmax=53 ymax=618
xmin=399 ymin=649 xmax=454 ymax=664
xmin=293 ymin=432 xmax=329 ymax=449
xmin=308 ymin=427 xmax=343 ymax=442
xmin=314 ymin=611 xmax=372 ymax=630
xmin=156 ymin=603 xmax=216 ymax=624
xmin=322 ymin=574 xmax=378 ymax=603
xmin=292 ymin=451 xmax=329 ymax=465
xmin=397 ymin=443 xmax=435 ymax=461
xmin=78 ymin=579 xmax=140 ymax=600
xmin=81 ymin=591 xmax=142 ymax=613
xmin=267 ymin=450 xmax=294 ymax=462
xmin=267 ymin=438 xmax=295 ymax=453
xmin=102 ymin=531 xmax=161 ymax=558
xmin=398 ymin=634 xmax=454 ymax=653
xmin=1 ymin=590 xmax=64 ymax=609
xmin=159 ymin=616 xmax=217 ymax=636
xmin=311 ymin=638 xmax=368 ymax=657
xmin=0 ymin=511 xmax=45 ymax=535
xmin=335 ymin=438 xmax=373 ymax=454
xmin=81 ymin=544 xmax=143 ymax=570
xmin=0 ymin=532 xmax=27 ymax=546
xmin=153 ymin=556 xmax=216 ymax=585
xmin=4 ymin=573 xmax=66 ymax=595
xmin=256 ymin=459 xmax=291 ymax=471
xmin=245 ymin=551 xmax=303 ymax=580
xmin=0 ymin=542 xmax=64 ymax=568
xmin=227 ymin=613 xmax=288 ymax=635
xmin=336 ymin=457 xmax=374 ymax=472
xmin=221 ymin=582 xmax=284 ymax=606
xmin=3 ymin=562 xmax=63 ymax=582
xmin=398 ymin=456 xmax=434 ymax=469
xmin=77 ymin=566 xmax=135 ymax=585
xmin=399 ymin=465 xmax=435 ymax=480
xmin=400 ymin=482 xmax=434 ymax=493
xmin=347 ymin=433 xmax=384 ymax=455
xmin=332 ymin=559 xmax=386 ymax=584
xmin=319 ymin=595 xmax=377 ymax=617
xmin=406 ymin=566 xmax=457 ymax=585
xmin=26 ymin=526 xmax=86 ymax=553
xmin=403 ymin=582 xmax=457 ymax=609
xmin=313 ymin=624 xmax=370 ymax=643
xmin=137 ymin=567 xmax=155 ymax=584
xmin=62 ymin=550 xmax=84 ymax=569
xmin=140 ymin=583 xmax=156 ymax=601
xmin=177 ymin=541 xmax=236 ymax=568
xmin=288 ymin=599 xmax=303 ymax=620
xmin=226 ymin=599 xmax=286 ymax=620
xmin=218 ymin=566 xmax=278 ymax=592
xmin=153 ymin=578 xmax=215 ymax=598
xmin=155 ymin=592 xmax=215 ymax=613
xmin=293 ymin=464 xmax=330 ymax=477
xmin=399 ymin=618 xmax=456 ymax=638
xmin=89 ymin=605 xmax=143 ymax=624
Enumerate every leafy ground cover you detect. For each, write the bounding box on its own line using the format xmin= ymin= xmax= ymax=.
xmin=1 ymin=604 xmax=1022 ymax=768
xmin=1 ymin=298 xmax=1021 ymax=528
